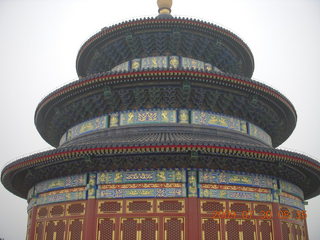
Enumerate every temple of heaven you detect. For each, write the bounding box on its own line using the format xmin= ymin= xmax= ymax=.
xmin=2 ymin=0 xmax=320 ymax=239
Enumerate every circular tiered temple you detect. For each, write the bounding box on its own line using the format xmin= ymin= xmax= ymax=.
xmin=2 ymin=1 xmax=320 ymax=239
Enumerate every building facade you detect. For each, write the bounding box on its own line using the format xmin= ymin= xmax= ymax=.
xmin=1 ymin=1 xmax=320 ymax=239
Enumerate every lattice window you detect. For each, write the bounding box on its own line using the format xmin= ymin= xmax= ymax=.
xmin=45 ymin=220 xmax=66 ymax=240
xmin=120 ymin=218 xmax=158 ymax=240
xmin=50 ymin=205 xmax=64 ymax=217
xmin=37 ymin=207 xmax=48 ymax=219
xmin=201 ymin=218 xmax=220 ymax=240
xmin=158 ymin=200 xmax=184 ymax=213
xmin=141 ymin=218 xmax=157 ymax=240
xmin=99 ymin=201 xmax=122 ymax=213
xmin=45 ymin=221 xmax=55 ymax=240
xmin=281 ymin=222 xmax=290 ymax=240
xmin=56 ymin=221 xmax=66 ymax=239
xmin=68 ymin=219 xmax=83 ymax=240
xmin=254 ymin=204 xmax=270 ymax=214
xmin=164 ymin=217 xmax=184 ymax=240
xmin=67 ymin=203 xmax=85 ymax=215
xmin=296 ymin=225 xmax=302 ymax=240
xmin=127 ymin=201 xmax=152 ymax=213
xmin=35 ymin=222 xmax=44 ymax=240
xmin=242 ymin=220 xmax=256 ymax=240
xmin=201 ymin=201 xmax=224 ymax=213
xmin=98 ymin=218 xmax=115 ymax=240
xmin=259 ymin=220 xmax=273 ymax=240
xmin=225 ymin=219 xmax=240 ymax=240
xmin=121 ymin=218 xmax=138 ymax=240
xmin=230 ymin=202 xmax=249 ymax=213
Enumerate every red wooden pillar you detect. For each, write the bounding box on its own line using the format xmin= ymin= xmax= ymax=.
xmin=271 ymin=202 xmax=282 ymax=239
xmin=28 ymin=206 xmax=37 ymax=240
xmin=84 ymin=199 xmax=97 ymax=239
xmin=187 ymin=198 xmax=200 ymax=240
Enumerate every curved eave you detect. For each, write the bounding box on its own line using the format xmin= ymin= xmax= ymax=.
xmin=2 ymin=143 xmax=320 ymax=200
xmin=34 ymin=69 xmax=297 ymax=147
xmin=75 ymin=17 xmax=254 ymax=78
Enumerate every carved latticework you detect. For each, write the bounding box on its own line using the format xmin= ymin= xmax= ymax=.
xmin=67 ymin=219 xmax=83 ymax=240
xmin=164 ymin=217 xmax=184 ymax=240
xmin=99 ymin=201 xmax=122 ymax=213
xmin=45 ymin=220 xmax=66 ymax=240
xmin=225 ymin=219 xmax=241 ymax=240
xmin=67 ymin=203 xmax=85 ymax=215
xmin=259 ymin=220 xmax=273 ymax=240
xmin=242 ymin=220 xmax=256 ymax=240
xmin=141 ymin=218 xmax=158 ymax=240
xmin=158 ymin=200 xmax=184 ymax=213
xmin=121 ymin=218 xmax=139 ymax=240
xmin=254 ymin=204 xmax=271 ymax=215
xmin=38 ymin=207 xmax=48 ymax=219
xmin=201 ymin=201 xmax=224 ymax=213
xmin=281 ymin=222 xmax=290 ymax=240
xmin=230 ymin=202 xmax=250 ymax=214
xmin=97 ymin=218 xmax=115 ymax=240
xmin=35 ymin=222 xmax=44 ymax=240
xmin=50 ymin=205 xmax=64 ymax=217
xmin=127 ymin=201 xmax=153 ymax=213
xmin=201 ymin=218 xmax=220 ymax=240
xmin=120 ymin=218 xmax=158 ymax=240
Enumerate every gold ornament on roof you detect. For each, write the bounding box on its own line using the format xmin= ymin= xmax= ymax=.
xmin=157 ymin=0 xmax=172 ymax=14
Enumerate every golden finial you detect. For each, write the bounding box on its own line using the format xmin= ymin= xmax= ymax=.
xmin=157 ymin=0 xmax=172 ymax=15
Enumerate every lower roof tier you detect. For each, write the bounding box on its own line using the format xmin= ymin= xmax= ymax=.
xmin=34 ymin=69 xmax=296 ymax=147
xmin=2 ymin=141 xmax=320 ymax=200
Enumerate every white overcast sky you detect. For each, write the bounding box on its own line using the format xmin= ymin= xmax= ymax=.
xmin=0 ymin=0 xmax=319 ymax=239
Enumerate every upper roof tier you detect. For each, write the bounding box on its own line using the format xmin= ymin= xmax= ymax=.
xmin=76 ymin=17 xmax=255 ymax=78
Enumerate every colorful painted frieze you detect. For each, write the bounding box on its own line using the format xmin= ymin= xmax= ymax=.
xmin=36 ymin=190 xmax=86 ymax=205
xmin=181 ymin=57 xmax=204 ymax=70
xmin=178 ymin=110 xmax=189 ymax=124
xmin=60 ymin=109 xmax=272 ymax=146
xmin=109 ymin=113 xmax=119 ymax=127
xmin=240 ymin=120 xmax=247 ymax=134
xmin=248 ymin=123 xmax=272 ymax=146
xmin=97 ymin=183 xmax=186 ymax=199
xmin=120 ymin=109 xmax=177 ymax=126
xmin=199 ymin=188 xmax=273 ymax=202
xmin=34 ymin=174 xmax=87 ymax=194
xmin=188 ymin=171 xmax=198 ymax=197
xmin=88 ymin=173 xmax=97 ymax=199
xmin=141 ymin=56 xmax=168 ymax=69
xmin=131 ymin=58 xmax=141 ymax=70
xmin=97 ymin=169 xmax=186 ymax=184
xmin=191 ymin=111 xmax=241 ymax=132
xmin=66 ymin=116 xmax=108 ymax=141
xmin=109 ymin=56 xmax=224 ymax=72
xmin=111 ymin=61 xmax=129 ymax=72
xmin=199 ymin=170 xmax=276 ymax=189
xmin=279 ymin=180 xmax=304 ymax=199
xmin=280 ymin=195 xmax=304 ymax=210
xmin=169 ymin=56 xmax=179 ymax=69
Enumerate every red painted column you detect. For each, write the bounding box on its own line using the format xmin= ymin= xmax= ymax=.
xmin=187 ymin=198 xmax=200 ymax=240
xmin=271 ymin=202 xmax=282 ymax=239
xmin=84 ymin=199 xmax=97 ymax=239
xmin=28 ymin=206 xmax=37 ymax=240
